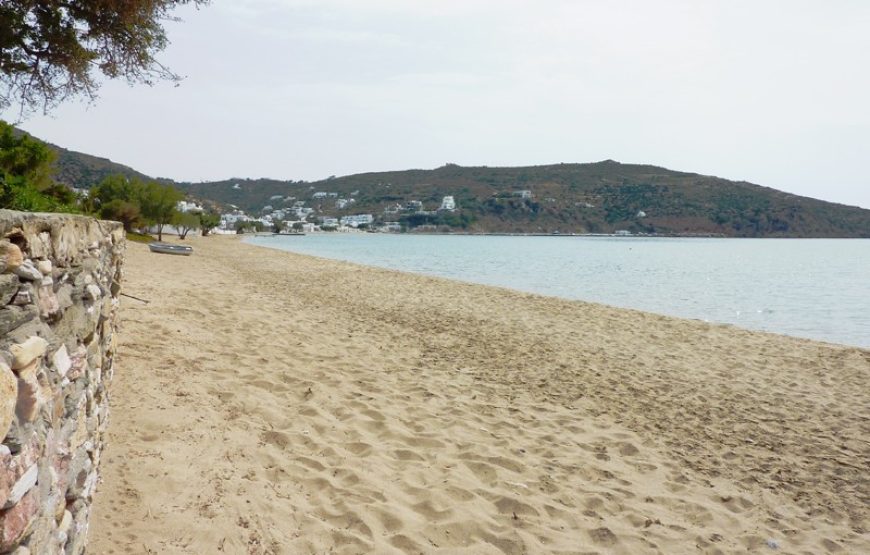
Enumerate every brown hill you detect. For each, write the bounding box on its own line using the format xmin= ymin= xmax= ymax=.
xmin=15 ymin=125 xmax=870 ymax=237
xmin=178 ymin=162 xmax=870 ymax=237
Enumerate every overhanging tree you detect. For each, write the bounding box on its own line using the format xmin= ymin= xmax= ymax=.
xmin=1 ymin=0 xmax=209 ymax=114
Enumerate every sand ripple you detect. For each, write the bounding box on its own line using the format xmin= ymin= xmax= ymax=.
xmin=89 ymin=237 xmax=869 ymax=554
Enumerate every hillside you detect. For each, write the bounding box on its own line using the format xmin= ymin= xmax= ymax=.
xmin=177 ymin=162 xmax=870 ymax=237
xmin=14 ymin=126 xmax=154 ymax=187
xmin=13 ymin=126 xmax=870 ymax=237
xmin=49 ymin=144 xmax=154 ymax=187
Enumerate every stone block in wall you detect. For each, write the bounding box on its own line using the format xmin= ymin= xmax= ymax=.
xmin=0 ymin=489 xmax=39 ymax=552
xmin=10 ymin=264 xmax=40 ymax=284
xmin=36 ymin=283 xmax=60 ymax=322
xmin=0 ymin=277 xmax=18 ymax=307
xmin=9 ymin=339 xmax=48 ymax=372
xmin=13 ymin=362 xmax=47 ymax=424
xmin=0 ymin=364 xmax=16 ymax=441
xmin=0 ymin=439 xmax=39 ymax=509
xmin=0 ymin=243 xmax=23 ymax=275
xmin=50 ymin=347 xmax=70 ymax=380
xmin=64 ymin=348 xmax=86 ymax=384
xmin=54 ymin=286 xmax=72 ymax=315
xmin=0 ymin=307 xmax=37 ymax=338
xmin=64 ymin=499 xmax=88 ymax=555
xmin=0 ymin=211 xmax=123 ymax=554
xmin=65 ymin=450 xmax=93 ymax=502
xmin=2 ymin=465 xmax=36 ymax=510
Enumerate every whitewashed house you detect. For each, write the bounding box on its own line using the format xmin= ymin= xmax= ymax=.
xmin=340 ymin=214 xmax=374 ymax=228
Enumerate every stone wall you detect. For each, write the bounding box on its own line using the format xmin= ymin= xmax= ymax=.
xmin=0 ymin=211 xmax=124 ymax=554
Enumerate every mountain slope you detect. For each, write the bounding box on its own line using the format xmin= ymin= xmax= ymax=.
xmin=13 ymin=126 xmax=870 ymax=237
xmin=177 ymin=162 xmax=870 ymax=237
xmin=14 ymin=126 xmax=153 ymax=187
xmin=49 ymin=145 xmax=153 ymax=187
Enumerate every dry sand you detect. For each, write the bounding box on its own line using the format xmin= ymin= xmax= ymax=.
xmin=89 ymin=236 xmax=869 ymax=554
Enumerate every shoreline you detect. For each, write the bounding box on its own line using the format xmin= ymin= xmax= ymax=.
xmin=244 ymin=234 xmax=870 ymax=350
xmin=263 ymin=230 xmax=870 ymax=239
xmin=90 ymin=235 xmax=869 ymax=554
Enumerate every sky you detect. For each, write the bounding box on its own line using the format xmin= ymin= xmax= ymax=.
xmin=7 ymin=0 xmax=870 ymax=208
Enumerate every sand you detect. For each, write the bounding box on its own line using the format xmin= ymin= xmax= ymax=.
xmin=88 ymin=235 xmax=869 ymax=554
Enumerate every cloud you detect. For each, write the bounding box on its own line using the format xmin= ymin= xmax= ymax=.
xmin=9 ymin=0 xmax=870 ymax=207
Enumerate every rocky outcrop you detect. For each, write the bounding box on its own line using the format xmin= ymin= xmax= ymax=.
xmin=0 ymin=211 xmax=123 ymax=554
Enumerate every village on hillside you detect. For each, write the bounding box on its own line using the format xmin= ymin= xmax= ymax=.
xmin=211 ymin=188 xmax=462 ymax=234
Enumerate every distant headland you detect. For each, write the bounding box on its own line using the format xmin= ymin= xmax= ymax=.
xmin=22 ymin=127 xmax=870 ymax=238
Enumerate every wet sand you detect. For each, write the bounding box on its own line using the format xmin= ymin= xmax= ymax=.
xmin=89 ymin=235 xmax=869 ymax=554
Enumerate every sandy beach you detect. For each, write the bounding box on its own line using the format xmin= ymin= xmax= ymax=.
xmin=88 ymin=235 xmax=868 ymax=554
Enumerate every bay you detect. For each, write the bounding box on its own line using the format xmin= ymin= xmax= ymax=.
xmin=247 ymin=234 xmax=870 ymax=348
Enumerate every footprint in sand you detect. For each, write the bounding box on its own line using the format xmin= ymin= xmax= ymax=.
xmin=588 ymin=526 xmax=619 ymax=546
xmin=343 ymin=442 xmax=373 ymax=456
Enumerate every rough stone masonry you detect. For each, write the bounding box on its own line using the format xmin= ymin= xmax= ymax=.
xmin=0 ymin=211 xmax=124 ymax=554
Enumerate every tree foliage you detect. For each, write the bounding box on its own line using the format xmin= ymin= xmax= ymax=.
xmin=198 ymin=211 xmax=219 ymax=236
xmin=91 ymin=174 xmax=145 ymax=230
xmin=0 ymin=120 xmax=55 ymax=187
xmin=138 ymin=180 xmax=182 ymax=240
xmin=1 ymin=0 xmax=209 ymax=114
xmin=174 ymin=210 xmax=199 ymax=239
xmin=0 ymin=119 xmax=79 ymax=211
xmin=91 ymin=173 xmax=183 ymax=238
xmin=99 ymin=199 xmax=142 ymax=231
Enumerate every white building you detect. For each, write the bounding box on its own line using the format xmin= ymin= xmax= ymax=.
xmin=439 ymin=196 xmax=456 ymax=211
xmin=293 ymin=207 xmax=314 ymax=219
xmin=177 ymin=200 xmax=203 ymax=213
xmin=340 ymin=214 xmax=374 ymax=227
xmin=513 ymin=190 xmax=532 ymax=199
xmin=321 ymin=217 xmax=339 ymax=227
xmin=220 ymin=211 xmax=249 ymax=229
xmin=383 ymin=203 xmax=403 ymax=215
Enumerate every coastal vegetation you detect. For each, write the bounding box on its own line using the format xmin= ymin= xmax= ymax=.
xmin=90 ymin=174 xmax=219 ymax=240
xmin=0 ymin=120 xmax=221 ymax=241
xmin=0 ymin=121 xmax=80 ymax=212
xmin=1 ymin=0 xmax=215 ymax=240
xmin=6 ymin=125 xmax=870 ymax=237
xmin=135 ymin=161 xmax=870 ymax=237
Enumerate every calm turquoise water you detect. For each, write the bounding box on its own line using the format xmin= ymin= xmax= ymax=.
xmin=247 ymin=234 xmax=870 ymax=348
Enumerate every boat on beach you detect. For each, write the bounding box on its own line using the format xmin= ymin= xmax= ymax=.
xmin=148 ymin=242 xmax=193 ymax=256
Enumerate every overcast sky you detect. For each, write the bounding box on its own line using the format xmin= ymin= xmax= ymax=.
xmin=8 ymin=0 xmax=870 ymax=208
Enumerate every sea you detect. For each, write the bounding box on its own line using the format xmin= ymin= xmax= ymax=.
xmin=247 ymin=234 xmax=870 ymax=349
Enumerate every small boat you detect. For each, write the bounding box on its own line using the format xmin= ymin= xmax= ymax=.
xmin=148 ymin=242 xmax=193 ymax=256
